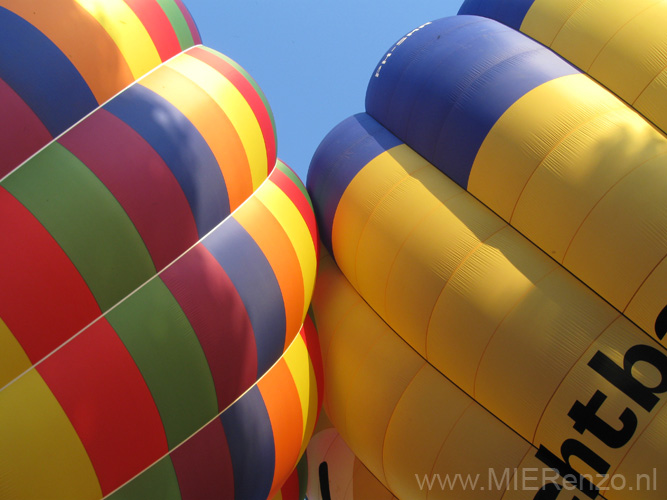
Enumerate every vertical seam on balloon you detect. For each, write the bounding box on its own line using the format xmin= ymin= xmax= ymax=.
xmin=381 ymin=187 xmax=461 ymax=353
xmin=381 ymin=17 xmax=487 ymax=140
xmin=543 ymin=0 xmax=589 ymax=48
xmin=351 ymin=156 xmax=431 ymax=297
xmin=430 ymin=46 xmax=548 ymax=171
xmin=423 ymin=401 xmax=474 ymax=500
xmin=0 ymin=44 xmax=205 ymax=185
xmin=0 ymin=165 xmax=270 ymax=394
xmin=585 ymin=0 xmax=660 ymax=73
xmin=423 ymin=222 xmax=506 ymax=361
xmin=507 ymin=102 xmax=626 ymax=225
xmin=472 ymin=265 xmax=559 ymax=401
xmin=379 ymin=362 xmax=429 ymax=495
xmin=529 ymin=313 xmax=620 ymax=444
xmin=561 ymin=148 xmax=667 ymax=302
xmin=632 ymin=62 xmax=667 ymax=108
xmin=100 ymin=319 xmax=309 ymax=499
xmin=607 ymin=394 xmax=667 ymax=481
xmin=337 ymin=261 xmax=545 ymax=466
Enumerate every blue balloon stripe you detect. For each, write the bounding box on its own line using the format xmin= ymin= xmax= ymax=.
xmin=306 ymin=113 xmax=402 ymax=254
xmin=366 ymin=16 xmax=578 ymax=188
xmin=104 ymin=84 xmax=230 ymax=238
xmin=0 ymin=7 xmax=97 ymax=136
xmin=220 ymin=386 xmax=275 ymax=500
xmin=202 ymin=218 xmax=286 ymax=378
xmin=458 ymin=0 xmax=536 ymax=30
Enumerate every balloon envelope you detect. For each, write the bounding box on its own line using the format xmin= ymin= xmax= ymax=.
xmin=0 ymin=1 xmax=320 ymax=498
xmin=307 ymin=1 xmax=667 ymax=499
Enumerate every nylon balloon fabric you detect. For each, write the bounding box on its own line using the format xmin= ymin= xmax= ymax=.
xmin=0 ymin=1 xmax=320 ymax=498
xmin=306 ymin=1 xmax=667 ymax=499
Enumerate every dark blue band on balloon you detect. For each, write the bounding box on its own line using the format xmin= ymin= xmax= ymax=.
xmin=104 ymin=84 xmax=230 ymax=238
xmin=306 ymin=113 xmax=402 ymax=254
xmin=220 ymin=386 xmax=275 ymax=500
xmin=365 ymin=16 xmax=578 ymax=188
xmin=458 ymin=0 xmax=536 ymax=30
xmin=202 ymin=218 xmax=286 ymax=378
xmin=0 ymin=7 xmax=97 ymax=137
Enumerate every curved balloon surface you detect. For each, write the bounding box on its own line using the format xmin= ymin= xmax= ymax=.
xmin=306 ymin=412 xmax=397 ymax=500
xmin=107 ymin=316 xmax=323 ymax=500
xmin=0 ymin=0 xmax=203 ymax=176
xmin=0 ymin=1 xmax=319 ymax=498
xmin=307 ymin=1 xmax=667 ymax=499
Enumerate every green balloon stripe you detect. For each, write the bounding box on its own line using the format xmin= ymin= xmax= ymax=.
xmin=156 ymin=0 xmax=195 ymax=51
xmin=106 ymin=456 xmax=181 ymax=500
xmin=1 ymin=143 xmax=155 ymax=312
xmin=107 ymin=277 xmax=218 ymax=449
xmin=276 ymin=160 xmax=313 ymax=212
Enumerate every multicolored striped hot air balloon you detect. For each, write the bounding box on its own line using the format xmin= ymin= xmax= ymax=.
xmin=0 ymin=1 xmax=320 ymax=498
xmin=307 ymin=1 xmax=667 ymax=499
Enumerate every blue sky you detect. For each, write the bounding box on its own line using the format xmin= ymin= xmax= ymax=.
xmin=185 ymin=0 xmax=465 ymax=183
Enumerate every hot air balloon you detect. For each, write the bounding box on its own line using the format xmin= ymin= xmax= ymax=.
xmin=306 ymin=1 xmax=667 ymax=499
xmin=0 ymin=1 xmax=320 ymax=498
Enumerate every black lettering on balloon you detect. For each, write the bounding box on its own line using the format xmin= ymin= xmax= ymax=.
xmin=568 ymin=390 xmax=637 ymax=448
xmin=655 ymin=304 xmax=667 ymax=340
xmin=535 ymin=440 xmax=608 ymax=499
xmin=588 ymin=345 xmax=667 ymax=412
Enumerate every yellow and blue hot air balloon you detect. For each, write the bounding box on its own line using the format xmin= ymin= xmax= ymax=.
xmin=307 ymin=1 xmax=667 ymax=499
xmin=0 ymin=1 xmax=321 ymax=498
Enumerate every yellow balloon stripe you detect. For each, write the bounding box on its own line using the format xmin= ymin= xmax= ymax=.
xmin=331 ymin=144 xmax=433 ymax=292
xmin=313 ymin=254 xmax=533 ymax=499
xmin=140 ymin=63 xmax=254 ymax=211
xmin=74 ymin=0 xmax=161 ymax=81
xmin=256 ymin=181 xmax=317 ymax=320
xmin=2 ymin=0 xmax=135 ymax=104
xmin=283 ymin=332 xmax=319 ymax=459
xmin=326 ymin=137 xmax=667 ymax=495
xmin=469 ymin=74 xmax=667 ymax=336
xmin=0 ymin=370 xmax=101 ymax=499
xmin=166 ymin=54 xmax=267 ymax=191
xmin=469 ymin=74 xmax=626 ymax=222
xmin=521 ymin=0 xmax=667 ymax=134
xmin=0 ymin=318 xmax=31 ymax=389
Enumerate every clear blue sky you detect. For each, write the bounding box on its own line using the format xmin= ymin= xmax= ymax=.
xmin=185 ymin=0 xmax=465 ymax=183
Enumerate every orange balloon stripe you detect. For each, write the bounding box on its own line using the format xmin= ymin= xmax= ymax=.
xmin=187 ymin=46 xmax=276 ymax=173
xmin=1 ymin=0 xmax=134 ymax=104
xmin=258 ymin=359 xmax=304 ymax=499
xmin=234 ymin=197 xmax=304 ymax=347
xmin=140 ymin=65 xmax=253 ymax=211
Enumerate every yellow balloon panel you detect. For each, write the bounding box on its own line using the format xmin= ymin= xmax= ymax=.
xmin=314 ymin=252 xmax=559 ymax=500
xmin=317 ymin=125 xmax=667 ymax=496
xmin=469 ymin=71 xmax=667 ymax=321
xmin=521 ymin=0 xmax=667 ymax=134
xmin=468 ymin=74 xmax=625 ymax=222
